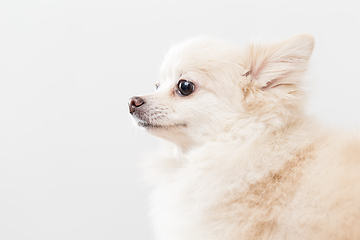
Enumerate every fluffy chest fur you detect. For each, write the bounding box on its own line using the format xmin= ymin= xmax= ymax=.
xmin=147 ymin=130 xmax=319 ymax=240
xmin=145 ymin=131 xmax=360 ymax=240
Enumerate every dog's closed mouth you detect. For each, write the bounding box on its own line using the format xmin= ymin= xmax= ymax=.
xmin=138 ymin=121 xmax=186 ymax=129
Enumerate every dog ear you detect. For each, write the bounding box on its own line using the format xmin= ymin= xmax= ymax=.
xmin=243 ymin=34 xmax=314 ymax=95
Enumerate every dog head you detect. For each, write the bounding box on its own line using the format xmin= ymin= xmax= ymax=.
xmin=129 ymin=35 xmax=314 ymax=151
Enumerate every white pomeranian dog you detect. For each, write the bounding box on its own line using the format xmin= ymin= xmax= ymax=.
xmin=128 ymin=35 xmax=360 ymax=240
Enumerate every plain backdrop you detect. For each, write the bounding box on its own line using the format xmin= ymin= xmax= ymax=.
xmin=1 ymin=0 xmax=360 ymax=239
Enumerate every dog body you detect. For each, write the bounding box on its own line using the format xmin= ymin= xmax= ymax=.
xmin=129 ymin=35 xmax=360 ymax=239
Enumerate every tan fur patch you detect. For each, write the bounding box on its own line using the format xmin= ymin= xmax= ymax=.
xmin=214 ymin=146 xmax=315 ymax=239
xmin=244 ymin=147 xmax=314 ymax=238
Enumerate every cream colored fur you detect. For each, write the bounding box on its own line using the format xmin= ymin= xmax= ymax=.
xmin=131 ymin=35 xmax=360 ymax=240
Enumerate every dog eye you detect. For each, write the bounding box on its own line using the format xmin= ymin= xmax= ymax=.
xmin=178 ymin=80 xmax=195 ymax=96
xmin=155 ymin=83 xmax=160 ymax=91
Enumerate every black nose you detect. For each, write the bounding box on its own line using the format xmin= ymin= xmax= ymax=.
xmin=128 ymin=96 xmax=145 ymax=114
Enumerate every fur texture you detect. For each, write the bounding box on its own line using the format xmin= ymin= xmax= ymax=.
xmin=130 ymin=35 xmax=360 ymax=240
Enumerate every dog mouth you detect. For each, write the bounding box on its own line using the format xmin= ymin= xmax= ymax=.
xmin=137 ymin=120 xmax=186 ymax=129
xmin=132 ymin=109 xmax=187 ymax=129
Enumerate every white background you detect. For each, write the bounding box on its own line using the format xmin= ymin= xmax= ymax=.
xmin=1 ymin=0 xmax=360 ymax=239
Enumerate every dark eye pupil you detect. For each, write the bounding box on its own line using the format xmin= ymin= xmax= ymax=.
xmin=178 ymin=80 xmax=194 ymax=96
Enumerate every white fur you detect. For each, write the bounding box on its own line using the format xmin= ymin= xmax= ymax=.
xmin=131 ymin=35 xmax=360 ymax=240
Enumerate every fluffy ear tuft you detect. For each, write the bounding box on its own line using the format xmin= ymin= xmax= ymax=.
xmin=243 ymin=34 xmax=314 ymax=95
